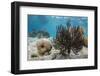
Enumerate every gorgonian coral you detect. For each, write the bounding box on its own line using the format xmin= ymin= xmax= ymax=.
xmin=54 ymin=23 xmax=87 ymax=56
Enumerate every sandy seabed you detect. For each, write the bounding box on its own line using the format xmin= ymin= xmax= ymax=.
xmin=28 ymin=37 xmax=88 ymax=60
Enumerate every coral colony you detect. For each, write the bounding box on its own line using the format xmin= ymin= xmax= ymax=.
xmin=28 ymin=15 xmax=88 ymax=60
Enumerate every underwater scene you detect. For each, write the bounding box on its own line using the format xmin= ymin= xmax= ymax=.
xmin=28 ymin=15 xmax=88 ymax=60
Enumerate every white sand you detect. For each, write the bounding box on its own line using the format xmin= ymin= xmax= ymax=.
xmin=28 ymin=37 xmax=88 ymax=60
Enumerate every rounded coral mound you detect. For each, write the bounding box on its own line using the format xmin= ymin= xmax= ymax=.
xmin=36 ymin=38 xmax=52 ymax=56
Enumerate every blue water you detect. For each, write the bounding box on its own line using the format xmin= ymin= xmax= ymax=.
xmin=28 ymin=15 xmax=88 ymax=38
